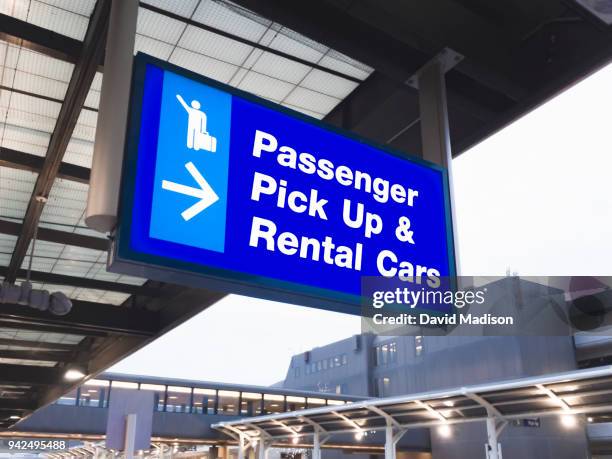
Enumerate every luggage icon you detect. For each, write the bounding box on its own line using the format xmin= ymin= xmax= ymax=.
xmin=176 ymin=94 xmax=217 ymax=153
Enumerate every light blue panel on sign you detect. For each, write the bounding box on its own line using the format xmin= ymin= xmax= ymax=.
xmin=149 ymin=71 xmax=232 ymax=252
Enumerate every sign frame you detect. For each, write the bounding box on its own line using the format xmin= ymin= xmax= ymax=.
xmin=110 ymin=53 xmax=457 ymax=315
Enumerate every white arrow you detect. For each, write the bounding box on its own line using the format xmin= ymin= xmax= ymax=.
xmin=161 ymin=162 xmax=219 ymax=221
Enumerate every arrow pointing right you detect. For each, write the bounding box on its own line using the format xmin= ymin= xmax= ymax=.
xmin=162 ymin=162 xmax=220 ymax=221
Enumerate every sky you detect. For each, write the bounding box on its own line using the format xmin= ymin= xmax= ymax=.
xmin=109 ymin=61 xmax=612 ymax=385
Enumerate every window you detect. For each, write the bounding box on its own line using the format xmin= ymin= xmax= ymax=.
xmin=80 ymin=379 xmax=109 ymax=408
xmin=375 ymin=342 xmax=397 ymax=366
xmin=241 ymin=392 xmax=262 ymax=416
xmin=294 ymin=367 xmax=300 ymax=378
xmin=305 ymin=365 xmax=310 ymax=375
xmin=307 ymin=397 xmax=326 ymax=408
xmin=328 ymin=398 xmax=345 ymax=405
xmin=333 ymin=356 xmax=341 ymax=367
xmin=286 ymin=396 xmax=306 ymax=411
xmin=415 ymin=336 xmax=424 ymax=356
xmin=140 ymin=384 xmax=166 ymax=411
xmin=317 ymin=361 xmax=322 ymax=371
xmin=166 ymin=386 xmax=191 ymax=413
xmin=264 ymin=394 xmax=284 ymax=414
xmin=57 ymin=388 xmax=78 ymax=406
xmin=374 ymin=377 xmax=391 ymax=397
xmin=341 ymin=354 xmax=348 ymax=365
xmin=193 ymin=388 xmax=217 ymax=414
xmin=218 ymin=390 xmax=239 ymax=415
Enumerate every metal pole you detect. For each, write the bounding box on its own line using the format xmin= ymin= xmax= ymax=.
xmin=86 ymin=0 xmax=138 ymax=233
xmin=417 ymin=59 xmax=461 ymax=274
xmin=485 ymin=417 xmax=501 ymax=459
xmin=124 ymin=414 xmax=137 ymax=459
xmin=313 ymin=430 xmax=321 ymax=459
xmin=237 ymin=436 xmax=246 ymax=459
xmin=257 ymin=441 xmax=267 ymax=459
xmin=384 ymin=424 xmax=395 ymax=459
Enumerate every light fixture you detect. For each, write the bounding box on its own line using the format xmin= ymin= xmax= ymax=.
xmin=354 ymin=431 xmax=364 ymax=440
xmin=588 ymin=417 xmax=594 ymax=422
xmin=292 ymin=436 xmax=299 ymax=445
xmin=64 ymin=367 xmax=86 ymax=381
xmin=443 ymin=400 xmax=454 ymax=407
xmin=9 ymin=415 xmax=20 ymax=420
xmin=561 ymin=414 xmax=577 ymax=428
xmin=437 ymin=424 xmax=452 ymax=438
xmin=574 ymin=0 xmax=612 ymax=25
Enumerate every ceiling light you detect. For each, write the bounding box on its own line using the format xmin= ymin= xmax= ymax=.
xmin=354 ymin=431 xmax=363 ymax=440
xmin=588 ymin=417 xmax=594 ymax=422
xmin=64 ymin=368 xmax=86 ymax=381
xmin=292 ymin=437 xmax=299 ymax=444
xmin=443 ymin=400 xmax=455 ymax=407
xmin=561 ymin=414 xmax=577 ymax=428
xmin=437 ymin=424 xmax=452 ymax=438
xmin=9 ymin=415 xmax=20 ymax=420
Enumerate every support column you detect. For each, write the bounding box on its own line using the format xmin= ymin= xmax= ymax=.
xmin=417 ymin=59 xmax=461 ymax=273
xmin=124 ymin=413 xmax=137 ymax=459
xmin=257 ymin=441 xmax=268 ymax=459
xmin=237 ymin=436 xmax=246 ymax=459
xmin=384 ymin=424 xmax=395 ymax=459
xmin=313 ymin=430 xmax=321 ymax=459
xmin=86 ymin=0 xmax=138 ymax=232
xmin=485 ymin=417 xmax=502 ymax=459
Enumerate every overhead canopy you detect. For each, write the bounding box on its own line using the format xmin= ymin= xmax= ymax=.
xmin=213 ymin=366 xmax=612 ymax=442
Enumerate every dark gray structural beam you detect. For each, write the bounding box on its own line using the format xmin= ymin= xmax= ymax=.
xmin=0 ymin=13 xmax=84 ymax=64
xmin=0 ymin=399 xmax=37 ymax=411
xmin=0 ymin=301 xmax=159 ymax=337
xmin=0 ymin=219 xmax=107 ymax=251
xmin=0 ymin=349 xmax=73 ymax=362
xmin=4 ymin=0 xmax=111 ymax=283
xmin=0 ymin=337 xmax=75 ymax=351
xmin=0 ymin=364 xmax=65 ymax=386
xmin=0 ymin=148 xmax=91 ymax=184
xmin=0 ymin=266 xmax=164 ymax=297
xmin=229 ymin=0 xmax=521 ymax=109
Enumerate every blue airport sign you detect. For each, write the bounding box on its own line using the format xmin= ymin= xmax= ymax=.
xmin=111 ymin=54 xmax=455 ymax=314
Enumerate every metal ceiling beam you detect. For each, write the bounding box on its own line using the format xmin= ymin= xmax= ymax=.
xmin=0 ymin=349 xmax=73 ymax=363
xmin=0 ymin=266 xmax=163 ymax=296
xmin=0 ymin=148 xmax=91 ymax=184
xmin=0 ymin=219 xmax=107 ymax=251
xmin=0 ymin=13 xmax=84 ymax=65
xmin=0 ymin=301 xmax=159 ymax=337
xmin=229 ymin=0 xmax=521 ymax=108
xmin=0 ymin=319 xmax=107 ymax=337
xmin=0 ymin=337 xmax=76 ymax=351
xmin=0 ymin=364 xmax=65 ymax=386
xmin=0 ymin=399 xmax=37 ymax=411
xmin=4 ymin=0 xmax=111 ymax=284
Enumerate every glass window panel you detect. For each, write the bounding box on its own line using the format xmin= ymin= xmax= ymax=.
xmin=166 ymin=386 xmax=192 ymax=413
xmin=263 ymin=394 xmax=284 ymax=414
xmin=111 ymin=381 xmax=138 ymax=389
xmin=79 ymin=386 xmax=108 ymax=408
xmin=341 ymin=354 xmax=348 ymax=365
xmin=307 ymin=398 xmax=326 ymax=408
xmin=57 ymin=388 xmax=77 ymax=405
xmin=327 ymin=399 xmax=345 ymax=405
xmin=141 ymin=384 xmax=166 ymax=411
xmin=193 ymin=388 xmax=217 ymax=414
xmin=218 ymin=390 xmax=239 ymax=415
xmin=286 ymin=396 xmax=306 ymax=411
xmin=240 ymin=392 xmax=262 ymax=416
